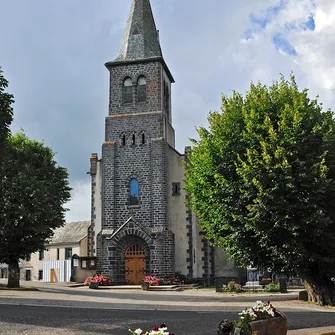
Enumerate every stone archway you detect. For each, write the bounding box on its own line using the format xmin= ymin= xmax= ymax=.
xmin=125 ymin=244 xmax=146 ymax=284
xmin=104 ymin=218 xmax=152 ymax=284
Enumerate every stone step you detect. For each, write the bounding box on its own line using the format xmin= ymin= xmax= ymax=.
xmin=243 ymin=285 xmax=264 ymax=291
xmin=83 ymin=285 xmax=141 ymax=290
xmin=180 ymin=284 xmax=201 ymax=290
xmin=148 ymin=285 xmax=182 ymax=291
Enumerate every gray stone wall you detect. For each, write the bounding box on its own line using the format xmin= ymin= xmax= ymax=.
xmin=108 ymin=61 xmax=163 ymax=116
xmin=101 ymin=142 xmax=116 ymax=230
xmin=101 ymin=131 xmax=167 ymax=231
xmin=88 ymin=154 xmax=98 ymax=257
xmin=96 ymin=60 xmax=175 ymax=280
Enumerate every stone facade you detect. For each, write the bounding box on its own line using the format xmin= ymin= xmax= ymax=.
xmin=89 ymin=0 xmax=243 ymax=285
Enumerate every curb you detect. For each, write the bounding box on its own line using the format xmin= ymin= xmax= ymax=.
xmin=288 ymin=327 xmax=335 ymax=334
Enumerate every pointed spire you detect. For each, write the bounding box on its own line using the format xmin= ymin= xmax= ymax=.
xmin=115 ymin=0 xmax=163 ymax=62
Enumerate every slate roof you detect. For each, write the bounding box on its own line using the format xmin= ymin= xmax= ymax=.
xmin=115 ymin=0 xmax=162 ymax=62
xmin=48 ymin=221 xmax=90 ymax=246
xmin=106 ymin=0 xmax=174 ymax=82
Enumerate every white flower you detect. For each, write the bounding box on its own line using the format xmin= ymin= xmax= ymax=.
xmin=134 ymin=329 xmax=143 ymax=335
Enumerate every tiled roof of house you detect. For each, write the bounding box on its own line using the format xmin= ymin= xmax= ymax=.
xmin=48 ymin=221 xmax=90 ymax=245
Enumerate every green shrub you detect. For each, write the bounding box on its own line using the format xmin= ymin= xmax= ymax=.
xmin=265 ymin=283 xmax=280 ymax=292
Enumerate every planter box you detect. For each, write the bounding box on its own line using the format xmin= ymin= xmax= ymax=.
xmin=242 ymin=311 xmax=288 ymax=335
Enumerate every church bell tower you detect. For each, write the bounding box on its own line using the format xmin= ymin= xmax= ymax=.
xmin=89 ymin=0 xmax=176 ymax=284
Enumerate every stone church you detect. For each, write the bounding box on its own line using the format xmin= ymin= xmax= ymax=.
xmin=88 ymin=0 xmax=243 ymax=285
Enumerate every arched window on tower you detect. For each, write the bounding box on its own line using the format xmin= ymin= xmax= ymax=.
xmin=132 ymin=133 xmax=136 ymax=145
xmin=123 ymin=77 xmax=133 ymax=104
xmin=122 ymin=134 xmax=126 ymax=146
xmin=142 ymin=133 xmax=145 ymax=145
xmin=129 ymin=179 xmax=139 ymax=206
xmin=137 ymin=76 xmax=147 ymax=103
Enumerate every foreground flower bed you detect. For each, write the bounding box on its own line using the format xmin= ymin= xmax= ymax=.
xmin=127 ymin=302 xmax=286 ymax=335
xmin=217 ymin=301 xmax=287 ymax=335
xmin=129 ymin=323 xmax=174 ymax=335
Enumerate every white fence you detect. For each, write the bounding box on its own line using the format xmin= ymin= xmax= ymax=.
xmin=42 ymin=260 xmax=71 ymax=283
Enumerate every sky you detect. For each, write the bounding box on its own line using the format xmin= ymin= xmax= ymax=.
xmin=1 ymin=0 xmax=335 ymax=222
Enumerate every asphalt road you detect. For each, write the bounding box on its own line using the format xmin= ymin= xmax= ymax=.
xmin=0 ymin=303 xmax=335 ymax=335
xmin=1 ymin=282 xmax=335 ymax=334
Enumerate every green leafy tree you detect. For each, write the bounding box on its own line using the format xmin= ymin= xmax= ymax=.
xmin=185 ymin=75 xmax=335 ymax=305
xmin=0 ymin=67 xmax=14 ymax=147
xmin=0 ymin=131 xmax=71 ymax=288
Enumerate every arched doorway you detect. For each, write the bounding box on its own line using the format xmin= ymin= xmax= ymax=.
xmin=125 ymin=244 xmax=146 ymax=284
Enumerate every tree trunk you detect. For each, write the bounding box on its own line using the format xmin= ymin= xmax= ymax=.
xmin=7 ymin=259 xmax=20 ymax=288
xmin=279 ymin=276 xmax=287 ymax=293
xmin=302 ymin=274 xmax=335 ymax=306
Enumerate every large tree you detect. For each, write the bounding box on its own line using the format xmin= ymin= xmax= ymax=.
xmin=185 ymin=75 xmax=335 ymax=306
xmin=0 ymin=67 xmax=14 ymax=148
xmin=0 ymin=131 xmax=71 ymax=288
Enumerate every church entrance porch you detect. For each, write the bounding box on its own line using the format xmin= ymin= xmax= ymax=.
xmin=125 ymin=244 xmax=146 ymax=284
xmin=97 ymin=217 xmax=176 ymax=284
xmin=102 ymin=226 xmax=151 ymax=285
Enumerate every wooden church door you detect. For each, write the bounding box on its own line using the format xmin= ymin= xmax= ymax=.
xmin=125 ymin=244 xmax=146 ymax=284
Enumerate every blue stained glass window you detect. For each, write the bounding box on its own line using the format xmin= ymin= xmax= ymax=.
xmin=130 ymin=179 xmax=139 ymax=205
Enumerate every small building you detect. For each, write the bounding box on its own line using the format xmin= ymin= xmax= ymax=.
xmin=18 ymin=221 xmax=94 ymax=283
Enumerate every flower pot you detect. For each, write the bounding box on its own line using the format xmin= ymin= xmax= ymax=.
xmin=242 ymin=311 xmax=288 ymax=335
xmin=232 ymin=328 xmax=242 ymax=335
xmin=141 ymin=282 xmax=149 ymax=290
xmin=217 ymin=319 xmax=234 ymax=335
xmin=89 ymin=282 xmax=99 ymax=289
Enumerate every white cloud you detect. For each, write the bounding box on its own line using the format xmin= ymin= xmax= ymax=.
xmin=65 ymin=180 xmax=91 ymax=223
xmin=3 ymin=0 xmax=335 ymax=221
xmin=232 ymin=0 xmax=335 ymax=108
